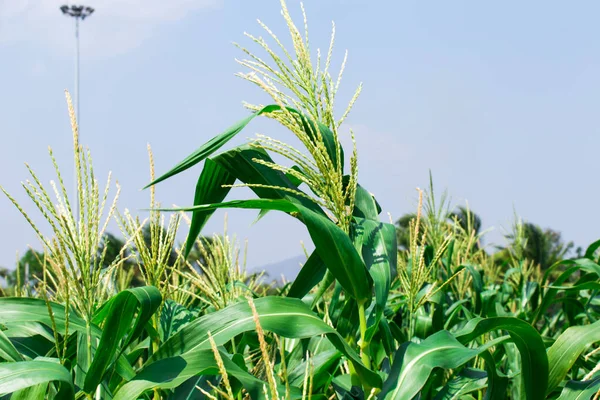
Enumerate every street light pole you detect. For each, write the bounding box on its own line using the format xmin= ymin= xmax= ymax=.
xmin=60 ymin=5 xmax=94 ymax=220
xmin=60 ymin=5 xmax=94 ymax=129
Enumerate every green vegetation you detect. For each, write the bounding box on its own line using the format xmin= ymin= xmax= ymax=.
xmin=1 ymin=2 xmax=599 ymax=399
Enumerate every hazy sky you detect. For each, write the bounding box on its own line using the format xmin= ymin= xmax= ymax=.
xmin=1 ymin=0 xmax=599 ymax=271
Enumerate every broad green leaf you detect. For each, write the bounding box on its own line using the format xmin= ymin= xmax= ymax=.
xmin=454 ymin=317 xmax=548 ymax=400
xmin=533 ymin=258 xmax=600 ymax=325
xmin=433 ymin=368 xmax=487 ymax=400
xmin=459 ymin=263 xmax=483 ymax=313
xmin=0 ymin=297 xmax=98 ymax=337
xmin=351 ymin=218 xmax=396 ymax=341
xmin=477 ymin=350 xmax=509 ymax=400
xmin=163 ymin=198 xmax=373 ymax=303
xmin=211 ymin=145 xmax=322 ymax=213
xmin=287 ymin=250 xmax=326 ymax=299
xmin=183 ymin=157 xmax=235 ymax=257
xmin=114 ymin=349 xmax=268 ymax=400
xmin=149 ymin=296 xmax=381 ymax=388
xmin=75 ymin=331 xmax=95 ymax=389
xmin=167 ymin=375 xmax=218 ymax=400
xmin=2 ymin=321 xmax=55 ymax=353
xmin=351 ymin=182 xmax=381 ymax=221
xmin=84 ymin=286 xmax=162 ymax=393
xmin=10 ymin=381 xmax=49 ymax=400
xmin=585 ymin=239 xmax=600 ymax=260
xmin=0 ymin=360 xmax=73 ymax=399
xmin=144 ymin=104 xmax=278 ymax=188
xmin=287 ymin=349 xmax=342 ymax=389
xmin=145 ymin=105 xmax=342 ymax=189
xmin=160 ymin=299 xmax=196 ymax=342
xmin=0 ymin=328 xmax=23 ymax=362
xmin=557 ymin=377 xmax=600 ymax=399
xmin=546 ymin=319 xmax=600 ymax=394
xmin=379 ymin=331 xmax=507 ymax=400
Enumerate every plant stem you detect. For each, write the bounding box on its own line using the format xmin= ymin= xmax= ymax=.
xmin=86 ymin=320 xmax=93 ymax=368
xmin=357 ymin=301 xmax=370 ymax=367
xmin=151 ymin=313 xmax=161 ymax=400
xmin=85 ymin=319 xmax=94 ymax=400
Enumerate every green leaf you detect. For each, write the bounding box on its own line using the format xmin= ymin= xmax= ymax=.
xmin=0 ymin=360 xmax=73 ymax=399
xmin=287 ymin=349 xmax=342 ymax=389
xmin=167 ymin=375 xmax=218 ymax=400
xmin=144 ymin=105 xmax=277 ymax=188
xmin=212 ymin=145 xmax=322 ymax=213
xmin=160 ymin=300 xmax=195 ymax=342
xmin=585 ymin=239 xmax=600 ymax=260
xmin=351 ymin=183 xmax=381 ymax=221
xmin=556 ymin=377 xmax=600 ymax=400
xmin=114 ymin=350 xmax=268 ymax=400
xmin=453 ymin=317 xmax=548 ymax=400
xmin=287 ymin=250 xmax=326 ymax=299
xmin=149 ymin=296 xmax=381 ymax=388
xmin=163 ymin=198 xmax=373 ymax=304
xmin=10 ymin=381 xmax=49 ymax=400
xmin=2 ymin=322 xmax=55 ymax=360
xmin=379 ymin=331 xmax=507 ymax=400
xmin=546 ymin=319 xmax=600 ymax=394
xmin=433 ymin=368 xmax=487 ymax=400
xmin=183 ymin=157 xmax=236 ymax=257
xmin=0 ymin=297 xmax=98 ymax=337
xmin=0 ymin=328 xmax=23 ymax=362
xmin=84 ymin=286 xmax=162 ymax=393
xmin=534 ymin=258 xmax=600 ymax=324
xmin=145 ymin=105 xmax=342 ymax=189
xmin=351 ymin=218 xmax=396 ymax=340
xmin=459 ymin=263 xmax=483 ymax=313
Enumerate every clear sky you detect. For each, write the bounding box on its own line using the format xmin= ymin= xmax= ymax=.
xmin=1 ymin=0 xmax=599 ymax=271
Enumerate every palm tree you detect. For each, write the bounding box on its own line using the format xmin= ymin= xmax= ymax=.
xmin=395 ymin=213 xmax=417 ymax=251
xmin=449 ymin=206 xmax=482 ymax=236
xmin=521 ymin=223 xmax=573 ymax=270
xmin=99 ymin=232 xmax=144 ymax=287
xmin=496 ymin=221 xmax=574 ymax=271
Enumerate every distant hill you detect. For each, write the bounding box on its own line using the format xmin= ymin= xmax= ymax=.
xmin=250 ymin=254 xmax=306 ymax=285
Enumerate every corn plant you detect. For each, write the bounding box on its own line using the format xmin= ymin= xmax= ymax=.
xmin=3 ymin=1 xmax=600 ymax=399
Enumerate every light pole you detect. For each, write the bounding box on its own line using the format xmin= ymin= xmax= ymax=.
xmin=60 ymin=5 xmax=94 ymax=127
xmin=60 ymin=5 xmax=94 ymax=220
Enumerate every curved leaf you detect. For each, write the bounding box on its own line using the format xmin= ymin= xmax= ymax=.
xmin=287 ymin=250 xmax=326 ymax=299
xmin=433 ymin=368 xmax=487 ymax=400
xmin=84 ymin=286 xmax=162 ymax=393
xmin=557 ymin=377 xmax=600 ymax=400
xmin=183 ymin=157 xmax=235 ymax=257
xmin=351 ymin=218 xmax=396 ymax=340
xmin=546 ymin=319 xmax=600 ymax=394
xmin=534 ymin=258 xmax=600 ymax=324
xmin=380 ymin=331 xmax=507 ymax=400
xmin=454 ymin=317 xmax=548 ymax=400
xmin=0 ymin=328 xmax=23 ymax=362
xmin=163 ymin=198 xmax=373 ymax=303
xmin=145 ymin=105 xmax=342 ymax=189
xmin=0 ymin=360 xmax=73 ymax=399
xmin=150 ymin=296 xmax=381 ymax=388
xmin=0 ymin=297 xmax=97 ymax=337
xmin=114 ymin=349 xmax=268 ymax=400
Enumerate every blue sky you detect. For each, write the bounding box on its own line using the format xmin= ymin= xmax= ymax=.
xmin=1 ymin=0 xmax=599 ymax=271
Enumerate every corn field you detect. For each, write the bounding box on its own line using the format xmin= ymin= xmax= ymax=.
xmin=1 ymin=2 xmax=599 ymax=399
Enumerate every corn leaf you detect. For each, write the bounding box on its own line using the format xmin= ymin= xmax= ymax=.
xmin=162 ymin=198 xmax=372 ymax=303
xmin=0 ymin=360 xmax=73 ymax=399
xmin=149 ymin=296 xmax=381 ymax=388
xmin=546 ymin=319 xmax=600 ymax=394
xmin=84 ymin=286 xmax=162 ymax=393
